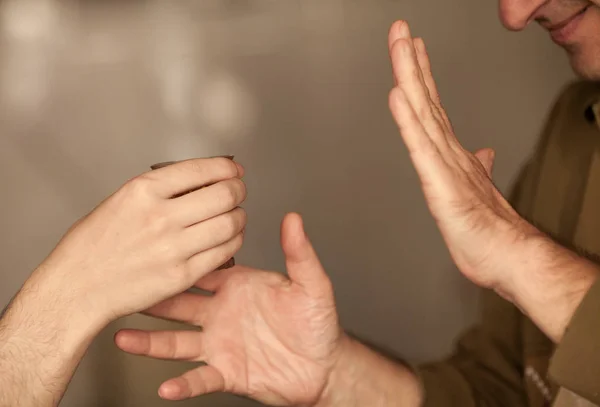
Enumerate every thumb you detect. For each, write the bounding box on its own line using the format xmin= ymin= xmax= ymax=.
xmin=474 ymin=148 xmax=495 ymax=178
xmin=281 ymin=213 xmax=330 ymax=294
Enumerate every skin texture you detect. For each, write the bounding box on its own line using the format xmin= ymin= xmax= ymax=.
xmin=499 ymin=0 xmax=600 ymax=80
xmin=115 ymin=213 xmax=423 ymax=407
xmin=0 ymin=157 xmax=248 ymax=406
xmin=114 ymin=20 xmax=598 ymax=405
xmin=118 ymin=213 xmax=343 ymax=405
xmin=385 ymin=21 xmax=597 ymax=342
xmin=4 ymin=0 xmax=600 ymax=404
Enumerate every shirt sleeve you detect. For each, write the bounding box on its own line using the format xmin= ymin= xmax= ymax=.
xmin=548 ymin=277 xmax=600 ymax=405
xmin=417 ymin=290 xmax=529 ymax=407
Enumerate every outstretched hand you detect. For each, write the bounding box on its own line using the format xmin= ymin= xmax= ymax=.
xmin=115 ymin=213 xmax=344 ymax=406
xmin=387 ymin=21 xmax=540 ymax=294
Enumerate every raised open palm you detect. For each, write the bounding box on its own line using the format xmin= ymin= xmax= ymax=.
xmin=114 ymin=213 xmax=344 ymax=406
xmin=387 ymin=21 xmax=539 ymax=293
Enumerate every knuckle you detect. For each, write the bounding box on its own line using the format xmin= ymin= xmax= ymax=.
xmin=222 ymin=210 xmax=244 ymax=236
xmin=416 ymin=103 xmax=433 ymax=120
xmin=388 ymin=88 xmax=405 ymax=118
xmin=182 ymin=157 xmax=236 ymax=180
xmin=235 ymin=210 xmax=248 ymax=235
xmin=221 ymin=237 xmax=241 ymax=260
xmin=166 ymin=333 xmax=178 ymax=359
xmin=388 ymin=88 xmax=400 ymax=111
xmin=119 ymin=177 xmax=177 ymax=232
xmin=219 ymin=181 xmax=239 ymax=207
xmin=213 ymin=233 xmax=244 ymax=271
xmin=165 ymin=263 xmax=191 ymax=288
xmin=216 ymin=178 xmax=246 ymax=207
xmin=123 ymin=174 xmax=154 ymax=198
xmin=154 ymin=238 xmax=180 ymax=263
xmin=182 ymin=159 xmax=206 ymax=176
xmin=391 ymin=38 xmax=411 ymax=57
xmin=218 ymin=213 xmax=242 ymax=242
xmin=148 ymin=208 xmax=171 ymax=234
xmin=234 ymin=178 xmax=248 ymax=203
xmin=236 ymin=207 xmax=248 ymax=227
xmin=212 ymin=157 xmax=238 ymax=178
xmin=230 ymin=231 xmax=245 ymax=252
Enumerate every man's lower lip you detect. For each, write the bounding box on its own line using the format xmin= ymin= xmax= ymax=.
xmin=550 ymin=8 xmax=588 ymax=45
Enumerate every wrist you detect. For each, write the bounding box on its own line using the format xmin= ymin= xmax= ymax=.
xmin=8 ymin=264 xmax=105 ymax=352
xmin=0 ymin=268 xmax=101 ymax=407
xmin=313 ymin=334 xmax=359 ymax=407
xmin=314 ymin=333 xmax=421 ymax=407
xmin=488 ymin=219 xmax=547 ymax=301
xmin=503 ymin=233 xmax=598 ymax=341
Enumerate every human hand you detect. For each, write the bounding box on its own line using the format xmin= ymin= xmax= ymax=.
xmin=387 ymin=21 xmax=541 ymax=295
xmin=114 ymin=213 xmax=345 ymax=406
xmin=32 ymin=157 xmax=247 ymax=331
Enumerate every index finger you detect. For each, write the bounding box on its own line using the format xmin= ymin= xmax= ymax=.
xmin=389 ymin=22 xmax=431 ymax=120
xmin=388 ymin=21 xmax=406 ymax=85
xmin=148 ymin=157 xmax=243 ymax=199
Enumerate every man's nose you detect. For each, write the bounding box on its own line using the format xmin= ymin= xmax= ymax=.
xmin=498 ymin=0 xmax=548 ymax=30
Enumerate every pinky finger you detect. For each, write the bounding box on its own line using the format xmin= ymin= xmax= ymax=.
xmin=158 ymin=365 xmax=225 ymax=400
xmin=185 ymin=232 xmax=245 ymax=285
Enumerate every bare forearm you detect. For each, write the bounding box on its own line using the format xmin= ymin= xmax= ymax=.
xmin=508 ymin=233 xmax=599 ymax=343
xmin=0 ymin=272 xmax=99 ymax=406
xmin=314 ymin=336 xmax=422 ymax=407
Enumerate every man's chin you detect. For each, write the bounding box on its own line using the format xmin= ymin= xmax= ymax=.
xmin=569 ymin=52 xmax=600 ymax=82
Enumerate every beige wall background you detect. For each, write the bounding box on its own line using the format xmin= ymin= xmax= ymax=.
xmin=0 ymin=0 xmax=574 ymax=406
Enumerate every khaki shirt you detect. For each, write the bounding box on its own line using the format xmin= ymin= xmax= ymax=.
xmin=418 ymin=81 xmax=600 ymax=407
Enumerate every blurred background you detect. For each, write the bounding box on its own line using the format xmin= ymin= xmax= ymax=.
xmin=0 ymin=0 xmax=574 ymax=406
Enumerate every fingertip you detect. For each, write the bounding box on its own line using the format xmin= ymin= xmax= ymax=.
xmin=158 ymin=381 xmax=182 ymax=400
xmin=388 ymin=20 xmax=402 ymax=45
xmin=390 ymin=20 xmax=404 ymax=32
xmin=474 ymin=148 xmax=496 ymax=176
xmin=488 ymin=149 xmax=496 ymax=173
xmin=281 ymin=212 xmax=309 ymax=258
xmin=480 ymin=147 xmax=495 ymax=159
xmin=281 ymin=213 xmax=330 ymax=291
xmin=113 ymin=330 xmax=130 ymax=349
xmin=389 ymin=20 xmax=410 ymax=41
xmin=389 ymin=85 xmax=404 ymax=99
xmin=283 ymin=212 xmax=304 ymax=229
xmin=234 ymin=162 xmax=245 ymax=178
xmin=281 ymin=211 xmax=303 ymax=237
xmin=413 ymin=37 xmax=425 ymax=52
xmin=114 ymin=329 xmax=149 ymax=355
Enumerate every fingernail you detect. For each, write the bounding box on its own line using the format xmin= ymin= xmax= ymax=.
xmin=235 ymin=162 xmax=245 ymax=177
xmin=158 ymin=382 xmax=179 ymax=399
xmin=414 ymin=37 xmax=424 ymax=51
xmin=399 ymin=21 xmax=411 ymax=37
